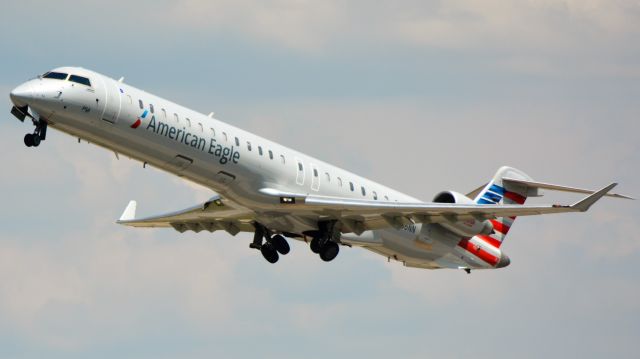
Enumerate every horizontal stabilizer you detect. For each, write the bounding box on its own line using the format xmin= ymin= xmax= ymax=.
xmin=503 ymin=178 xmax=634 ymax=200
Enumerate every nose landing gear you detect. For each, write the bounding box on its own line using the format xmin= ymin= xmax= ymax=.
xmin=23 ymin=119 xmax=47 ymax=148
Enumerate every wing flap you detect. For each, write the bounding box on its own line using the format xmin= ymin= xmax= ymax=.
xmin=304 ymin=195 xmax=574 ymax=217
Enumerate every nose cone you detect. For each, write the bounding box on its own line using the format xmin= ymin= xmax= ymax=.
xmin=497 ymin=254 xmax=511 ymax=268
xmin=10 ymin=82 xmax=33 ymax=107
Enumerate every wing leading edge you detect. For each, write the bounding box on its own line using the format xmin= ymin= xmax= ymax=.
xmin=116 ymin=195 xmax=256 ymax=235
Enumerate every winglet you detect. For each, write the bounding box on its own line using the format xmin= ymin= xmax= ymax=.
xmin=118 ymin=200 xmax=137 ymax=222
xmin=571 ymin=183 xmax=617 ymax=212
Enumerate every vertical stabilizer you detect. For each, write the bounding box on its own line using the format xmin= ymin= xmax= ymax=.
xmin=473 ymin=166 xmax=533 ymax=248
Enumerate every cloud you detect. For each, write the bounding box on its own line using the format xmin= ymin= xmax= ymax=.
xmin=156 ymin=0 xmax=640 ymax=66
xmin=15 ymin=0 xmax=631 ymax=58
xmin=394 ymin=0 xmax=640 ymax=48
xmin=3 ymin=0 xmax=639 ymax=80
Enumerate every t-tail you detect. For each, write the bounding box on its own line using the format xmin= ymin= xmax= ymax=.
xmin=473 ymin=166 xmax=532 ymax=248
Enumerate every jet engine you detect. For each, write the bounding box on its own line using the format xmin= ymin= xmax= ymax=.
xmin=433 ymin=191 xmax=494 ymax=237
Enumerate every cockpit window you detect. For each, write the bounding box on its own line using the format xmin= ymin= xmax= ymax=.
xmin=69 ymin=75 xmax=91 ymax=87
xmin=43 ymin=72 xmax=68 ymax=80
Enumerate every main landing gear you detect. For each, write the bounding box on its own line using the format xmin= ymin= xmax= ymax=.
xmin=251 ymin=223 xmax=291 ymax=264
xmin=23 ymin=119 xmax=47 ymax=148
xmin=250 ymin=221 xmax=342 ymax=264
xmin=309 ymin=220 xmax=340 ymax=262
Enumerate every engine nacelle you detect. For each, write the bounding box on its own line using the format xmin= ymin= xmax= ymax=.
xmin=433 ymin=191 xmax=494 ymax=237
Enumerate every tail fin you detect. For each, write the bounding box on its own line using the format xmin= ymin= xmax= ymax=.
xmin=473 ymin=166 xmax=533 ymax=248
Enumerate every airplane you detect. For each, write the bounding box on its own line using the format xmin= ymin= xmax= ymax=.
xmin=8 ymin=66 xmax=633 ymax=273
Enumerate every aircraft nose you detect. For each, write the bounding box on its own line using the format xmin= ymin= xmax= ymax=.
xmin=497 ymin=254 xmax=511 ymax=268
xmin=10 ymin=82 xmax=33 ymax=107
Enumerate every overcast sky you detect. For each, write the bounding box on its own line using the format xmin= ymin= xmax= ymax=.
xmin=1 ymin=1 xmax=639 ymax=358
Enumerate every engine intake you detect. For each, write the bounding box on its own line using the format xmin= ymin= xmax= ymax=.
xmin=433 ymin=191 xmax=494 ymax=237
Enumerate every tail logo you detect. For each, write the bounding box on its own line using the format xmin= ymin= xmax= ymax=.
xmin=477 ymin=183 xmax=526 ymax=205
xmin=477 ymin=184 xmax=505 ymax=204
xmin=130 ymin=110 xmax=149 ymax=129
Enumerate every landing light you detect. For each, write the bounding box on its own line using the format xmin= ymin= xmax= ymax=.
xmin=280 ymin=197 xmax=296 ymax=204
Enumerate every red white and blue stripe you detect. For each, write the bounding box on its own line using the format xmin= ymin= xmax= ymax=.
xmin=456 ymin=181 xmax=528 ymax=266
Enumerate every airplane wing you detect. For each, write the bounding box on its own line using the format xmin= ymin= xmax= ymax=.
xmin=117 ymin=194 xmax=256 ymax=236
xmin=305 ymin=182 xmax=616 ymax=215
xmin=263 ymin=183 xmax=619 ymax=234
xmin=118 ymin=183 xmax=619 ymax=236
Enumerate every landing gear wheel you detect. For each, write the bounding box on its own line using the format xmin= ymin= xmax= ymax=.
xmin=319 ymin=241 xmax=340 ymax=262
xmin=260 ymin=243 xmax=279 ymax=264
xmin=271 ymin=234 xmax=290 ymax=255
xmin=24 ymin=133 xmax=34 ymax=147
xmin=310 ymin=237 xmax=321 ymax=254
xmin=32 ymin=135 xmax=41 ymax=147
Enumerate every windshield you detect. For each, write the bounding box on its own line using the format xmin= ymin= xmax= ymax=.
xmin=69 ymin=74 xmax=91 ymax=87
xmin=42 ymin=72 xmax=68 ymax=80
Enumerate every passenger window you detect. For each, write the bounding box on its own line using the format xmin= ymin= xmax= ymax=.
xmin=186 ymin=118 xmax=191 ymax=127
xmin=313 ymin=169 xmax=319 ymax=177
xmin=361 ymin=187 xmax=366 ymax=196
xmin=258 ymin=146 xmax=263 ymax=156
xmin=149 ymin=104 xmax=155 ymax=113
xmin=247 ymin=141 xmax=252 ymax=151
xmin=350 ymin=182 xmax=355 ymax=192
xmin=198 ymin=123 xmax=203 ymax=132
xmin=373 ymin=191 xmax=378 ymax=200
xmin=298 ymin=162 xmax=304 ymax=171
xmin=384 ymin=195 xmax=389 ymax=201
xmin=223 ymin=132 xmax=228 ymax=142
xmin=139 ymin=100 xmax=144 ymax=109
xmin=127 ymin=95 xmax=133 ymax=104
xmin=43 ymin=72 xmax=68 ymax=80
xmin=269 ymin=150 xmax=274 ymax=160
xmin=174 ymin=113 xmax=179 ymax=122
xmin=337 ymin=177 xmax=343 ymax=187
xmin=280 ymin=155 xmax=286 ymax=164
xmin=210 ymin=128 xmax=216 ymax=137
xmin=162 ymin=109 xmax=167 ymax=118
xmin=325 ymin=172 xmax=331 ymax=182
xmin=235 ymin=137 xmax=240 ymax=146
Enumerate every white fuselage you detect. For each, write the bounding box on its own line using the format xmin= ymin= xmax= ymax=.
xmin=10 ymin=67 xmax=503 ymax=270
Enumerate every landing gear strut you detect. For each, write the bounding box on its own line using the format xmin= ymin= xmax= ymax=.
xmin=251 ymin=223 xmax=291 ymax=264
xmin=24 ymin=119 xmax=47 ymax=148
xmin=309 ymin=220 xmax=341 ymax=262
